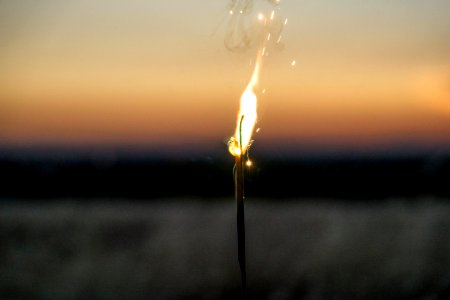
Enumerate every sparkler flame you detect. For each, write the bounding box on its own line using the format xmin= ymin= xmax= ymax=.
xmin=227 ymin=1 xmax=285 ymax=158
xmin=228 ymin=49 xmax=263 ymax=157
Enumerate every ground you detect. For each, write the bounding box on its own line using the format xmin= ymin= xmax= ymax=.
xmin=1 ymin=198 xmax=449 ymax=299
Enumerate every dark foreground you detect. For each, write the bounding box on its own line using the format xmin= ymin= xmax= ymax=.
xmin=1 ymin=150 xmax=450 ymax=199
xmin=1 ymin=199 xmax=449 ymax=300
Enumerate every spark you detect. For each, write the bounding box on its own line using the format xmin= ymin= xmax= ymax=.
xmin=258 ymin=13 xmax=264 ymax=21
xmin=291 ymin=60 xmax=296 ymax=66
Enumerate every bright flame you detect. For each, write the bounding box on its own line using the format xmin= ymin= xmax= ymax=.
xmin=228 ymin=50 xmax=263 ymax=157
xmin=228 ymin=2 xmax=285 ymax=157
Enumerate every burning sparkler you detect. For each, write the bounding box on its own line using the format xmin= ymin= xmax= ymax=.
xmin=226 ymin=0 xmax=286 ymax=292
xmin=228 ymin=49 xmax=262 ymax=292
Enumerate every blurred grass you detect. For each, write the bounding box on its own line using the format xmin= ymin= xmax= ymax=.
xmin=0 ymin=199 xmax=449 ymax=299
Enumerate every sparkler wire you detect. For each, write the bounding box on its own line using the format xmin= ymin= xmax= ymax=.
xmin=235 ymin=115 xmax=247 ymax=292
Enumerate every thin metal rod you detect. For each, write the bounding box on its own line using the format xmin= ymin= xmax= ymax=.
xmin=235 ymin=115 xmax=246 ymax=292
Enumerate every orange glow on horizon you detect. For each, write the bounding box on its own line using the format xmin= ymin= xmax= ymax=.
xmin=1 ymin=1 xmax=450 ymax=150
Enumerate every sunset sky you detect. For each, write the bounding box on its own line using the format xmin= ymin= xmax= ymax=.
xmin=1 ymin=0 xmax=450 ymax=154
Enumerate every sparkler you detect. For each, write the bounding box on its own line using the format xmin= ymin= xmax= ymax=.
xmin=228 ymin=42 xmax=263 ymax=293
xmin=235 ymin=116 xmax=246 ymax=289
xmin=226 ymin=0 xmax=286 ymax=292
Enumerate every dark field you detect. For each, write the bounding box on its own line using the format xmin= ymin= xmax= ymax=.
xmin=1 ymin=150 xmax=450 ymax=299
xmin=1 ymin=199 xmax=449 ymax=300
xmin=1 ymin=150 xmax=450 ymax=199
